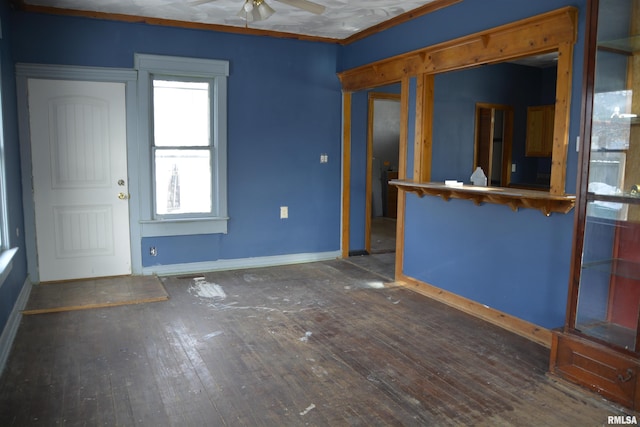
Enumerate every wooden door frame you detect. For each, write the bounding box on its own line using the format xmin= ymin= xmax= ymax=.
xmin=473 ymin=103 xmax=514 ymax=187
xmin=16 ymin=64 xmax=142 ymax=282
xmin=341 ymin=82 xmax=408 ymax=276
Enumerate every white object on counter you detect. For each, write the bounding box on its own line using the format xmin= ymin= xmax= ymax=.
xmin=470 ymin=167 xmax=487 ymax=186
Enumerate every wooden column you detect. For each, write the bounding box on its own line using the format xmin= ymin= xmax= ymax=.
xmin=413 ymin=74 xmax=434 ymax=182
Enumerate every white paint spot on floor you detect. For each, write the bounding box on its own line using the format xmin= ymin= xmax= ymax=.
xmin=367 ymin=373 xmax=381 ymax=384
xmin=243 ymin=273 xmax=263 ymax=283
xmin=203 ymin=331 xmax=224 ymax=340
xmin=299 ymin=331 xmax=312 ymax=342
xmin=189 ymin=278 xmax=226 ymax=300
xmin=300 ymin=403 xmax=315 ymax=416
xmin=311 ymin=365 xmax=328 ymax=377
xmin=364 ymin=281 xmax=385 ymax=289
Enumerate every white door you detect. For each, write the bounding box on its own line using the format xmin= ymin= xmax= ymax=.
xmin=27 ymin=78 xmax=131 ymax=282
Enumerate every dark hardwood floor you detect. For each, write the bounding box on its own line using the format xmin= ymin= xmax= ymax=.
xmin=0 ymin=259 xmax=633 ymax=426
xmin=369 ymin=217 xmax=396 ymax=255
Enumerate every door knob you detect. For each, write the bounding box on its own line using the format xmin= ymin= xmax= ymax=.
xmin=118 ymin=192 xmax=130 ymax=200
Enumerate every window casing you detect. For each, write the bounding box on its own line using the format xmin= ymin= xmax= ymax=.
xmin=0 ymin=142 xmax=7 ymax=251
xmin=0 ymin=56 xmax=17 ymax=288
xmin=135 ymin=54 xmax=229 ymax=237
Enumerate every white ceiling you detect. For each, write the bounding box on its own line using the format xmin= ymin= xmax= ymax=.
xmin=22 ymin=0 xmax=444 ymax=40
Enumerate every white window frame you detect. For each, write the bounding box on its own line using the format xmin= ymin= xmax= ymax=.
xmin=0 ymin=55 xmax=17 ymax=288
xmin=135 ymin=54 xmax=229 ymax=237
xmin=0 ymin=114 xmax=7 ymax=251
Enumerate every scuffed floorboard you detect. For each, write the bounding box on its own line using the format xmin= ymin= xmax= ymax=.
xmin=0 ymin=260 xmax=633 ymax=425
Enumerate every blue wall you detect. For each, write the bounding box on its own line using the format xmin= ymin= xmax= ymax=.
xmin=0 ymin=3 xmax=28 ymax=336
xmin=4 ymin=0 xmax=590 ymax=333
xmin=340 ymin=0 xmax=587 ymax=328
xmin=11 ymin=12 xmax=343 ymax=268
xmin=431 ymin=62 xmax=556 ymax=187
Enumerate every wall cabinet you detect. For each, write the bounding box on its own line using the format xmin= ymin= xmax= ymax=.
xmin=525 ymin=105 xmax=554 ymax=157
xmin=549 ymin=0 xmax=640 ymax=410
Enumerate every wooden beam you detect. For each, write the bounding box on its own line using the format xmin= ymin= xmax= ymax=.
xmin=338 ymin=7 xmax=578 ymax=92
xmin=339 ymin=6 xmax=578 ymax=197
xmin=550 ymin=41 xmax=575 ymax=195
xmin=341 ymin=92 xmax=352 ymax=258
xmin=394 ymin=77 xmax=410 ymax=281
xmin=413 ymin=74 xmax=434 ymax=182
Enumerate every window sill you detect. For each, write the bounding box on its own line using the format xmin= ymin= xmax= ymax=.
xmin=390 ymin=180 xmax=575 ymax=216
xmin=0 ymin=247 xmax=18 ymax=289
xmin=140 ymin=217 xmax=229 ymax=237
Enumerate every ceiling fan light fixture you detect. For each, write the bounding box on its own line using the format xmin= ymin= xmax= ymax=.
xmin=238 ymin=0 xmax=274 ymax=22
xmin=255 ymin=0 xmax=275 ymax=20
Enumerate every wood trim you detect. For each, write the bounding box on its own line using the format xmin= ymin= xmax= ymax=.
xmin=394 ymin=77 xmax=410 ymax=281
xmin=565 ymin=0 xmax=600 ymax=330
xmin=16 ymin=0 xmax=461 ymax=45
xmin=341 ymin=92 xmax=352 ymax=259
xmin=338 ymin=6 xmax=577 ymax=196
xmin=397 ymin=273 xmax=552 ymax=348
xmin=340 ymin=0 xmax=463 ymax=45
xmin=398 ymin=79 xmax=410 ymax=182
xmin=391 ymin=180 xmax=575 ymax=216
xmin=337 ymin=7 xmax=578 ymax=92
xmin=550 ymin=41 xmax=575 ymax=195
xmin=17 ymin=3 xmax=341 ymax=44
xmin=413 ymin=74 xmax=434 ymax=182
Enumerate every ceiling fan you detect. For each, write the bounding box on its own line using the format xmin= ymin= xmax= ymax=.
xmin=192 ymin=0 xmax=326 ymax=22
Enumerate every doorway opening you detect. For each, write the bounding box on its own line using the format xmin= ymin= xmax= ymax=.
xmin=366 ymin=93 xmax=401 ymax=256
xmin=474 ymin=103 xmax=514 ymax=187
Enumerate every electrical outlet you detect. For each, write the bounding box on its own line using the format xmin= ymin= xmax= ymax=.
xmin=150 ymin=246 xmax=158 ymax=256
xmin=280 ymin=206 xmax=288 ymax=219
xmin=511 ymin=163 xmax=516 ymax=173
xmin=320 ymin=153 xmax=328 ymax=163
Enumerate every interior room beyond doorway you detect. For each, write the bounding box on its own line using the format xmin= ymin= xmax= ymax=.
xmin=367 ymin=92 xmax=400 ymax=258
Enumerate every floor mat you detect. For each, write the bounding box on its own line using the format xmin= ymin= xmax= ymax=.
xmin=22 ymin=275 xmax=168 ymax=315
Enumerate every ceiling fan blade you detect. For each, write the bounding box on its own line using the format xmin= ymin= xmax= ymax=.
xmin=274 ymin=0 xmax=325 ymax=15
xmin=189 ymin=0 xmax=218 ymax=5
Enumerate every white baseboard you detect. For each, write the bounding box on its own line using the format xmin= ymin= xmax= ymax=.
xmin=142 ymin=250 xmax=342 ymax=277
xmin=0 ymin=277 xmax=32 ymax=374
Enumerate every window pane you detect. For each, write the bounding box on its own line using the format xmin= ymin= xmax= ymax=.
xmin=155 ymin=149 xmax=212 ymax=215
xmin=153 ymin=80 xmax=210 ymax=147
